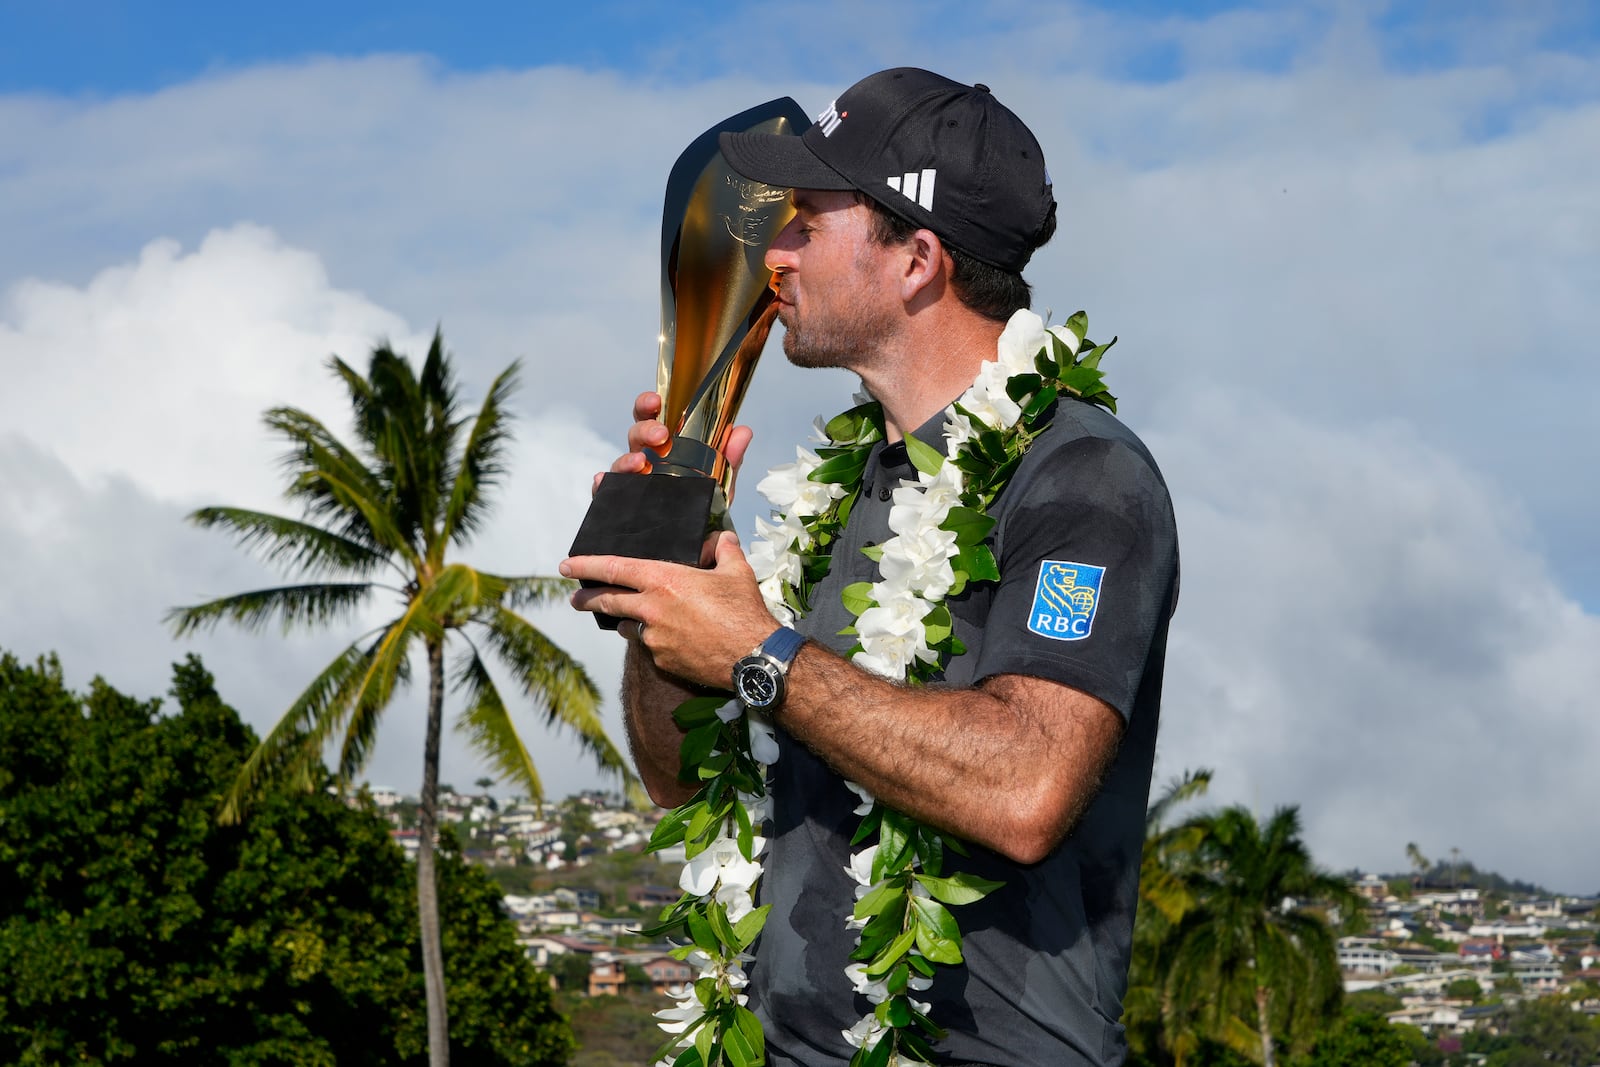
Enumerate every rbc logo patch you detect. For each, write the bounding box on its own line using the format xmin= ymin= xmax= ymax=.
xmin=1028 ymin=561 xmax=1106 ymax=641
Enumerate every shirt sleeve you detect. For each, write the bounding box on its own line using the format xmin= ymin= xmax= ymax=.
xmin=966 ymin=424 xmax=1179 ymax=720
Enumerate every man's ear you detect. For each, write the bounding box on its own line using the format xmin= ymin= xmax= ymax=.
xmin=900 ymin=229 xmax=949 ymax=303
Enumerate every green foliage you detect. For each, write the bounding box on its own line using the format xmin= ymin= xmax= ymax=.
xmin=1464 ymin=994 xmax=1600 ymax=1066
xmin=0 ymin=651 xmax=572 ymax=1065
xmin=1124 ymin=786 xmax=1359 ymax=1067
xmin=1287 ymin=1014 xmax=1413 ymax=1067
xmin=1444 ymin=976 xmax=1483 ymax=1001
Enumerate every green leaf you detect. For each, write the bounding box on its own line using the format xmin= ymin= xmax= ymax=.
xmin=1005 ymin=372 xmax=1042 ymax=402
xmin=673 ymin=696 xmax=730 ymax=728
xmin=685 ymin=909 xmax=720 ymax=954
xmin=915 ymin=871 xmax=1006 ymax=906
xmin=708 ymin=903 xmax=739 ymax=952
xmin=840 ymin=582 xmax=876 ymax=617
xmin=920 ymin=604 xmax=952 ymax=647
xmin=860 ymin=543 xmax=884 ymax=562
xmin=732 ymin=1005 xmax=766 ymax=1064
xmin=902 ymin=433 xmax=945 ymax=477
xmin=874 ymin=817 xmax=911 ymax=881
xmin=732 ymin=795 xmax=754 ymax=859
xmin=864 ymin=928 xmax=917 ymax=975
xmin=1021 ymin=383 xmax=1059 ymax=422
xmin=977 ymin=429 xmax=1009 ymax=465
xmin=678 ymin=721 xmax=723 ymax=772
xmin=852 ymin=880 xmax=907 ymax=922
xmin=952 ymin=544 xmax=1000 ymax=584
xmin=731 ymin=905 xmax=770 ymax=950
xmin=849 ymin=804 xmax=883 ymax=845
xmin=826 ymin=402 xmax=883 ymax=444
xmin=885 ymin=995 xmax=912 ymax=1028
xmin=915 ymin=929 xmax=963 ymax=966
xmin=649 ymin=804 xmax=693 ymax=849
xmin=1062 ymin=310 xmax=1089 ymax=342
xmin=811 ymin=449 xmax=871 ymax=485
xmin=910 ymin=895 xmax=961 ymax=941
xmin=940 ymin=506 xmax=996 ymax=547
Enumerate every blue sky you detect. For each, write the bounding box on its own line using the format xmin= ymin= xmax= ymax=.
xmin=2 ymin=0 xmax=1598 ymax=891
xmin=7 ymin=1 xmax=1595 ymax=94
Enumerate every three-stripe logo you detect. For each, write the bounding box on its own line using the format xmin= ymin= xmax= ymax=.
xmin=886 ymin=169 xmax=937 ymax=212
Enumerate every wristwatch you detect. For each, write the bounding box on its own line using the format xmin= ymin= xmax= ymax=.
xmin=731 ymin=625 xmax=806 ymax=711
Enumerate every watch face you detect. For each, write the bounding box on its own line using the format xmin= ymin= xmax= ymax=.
xmin=735 ymin=659 xmax=782 ymax=708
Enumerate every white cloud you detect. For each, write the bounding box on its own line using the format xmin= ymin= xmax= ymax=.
xmin=0 ymin=225 xmax=637 ymax=806
xmin=1152 ymin=397 xmax=1600 ymax=892
xmin=1 ymin=7 xmax=1597 ymax=888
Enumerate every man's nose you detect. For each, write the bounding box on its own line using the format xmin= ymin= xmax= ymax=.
xmin=765 ymin=216 xmax=802 ymax=273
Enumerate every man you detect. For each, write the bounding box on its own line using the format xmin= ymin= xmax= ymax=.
xmin=563 ymin=68 xmax=1179 ymax=1066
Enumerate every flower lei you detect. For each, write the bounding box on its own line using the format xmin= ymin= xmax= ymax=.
xmin=645 ymin=309 xmax=1116 ymax=1067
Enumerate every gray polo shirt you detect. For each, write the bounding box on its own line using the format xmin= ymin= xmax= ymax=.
xmin=750 ymin=397 xmax=1179 ymax=1067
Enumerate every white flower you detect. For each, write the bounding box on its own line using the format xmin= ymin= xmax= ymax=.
xmin=845 ymin=962 xmax=891 ymax=1004
xmin=855 ymin=589 xmax=935 ymax=677
xmin=680 ymin=835 xmax=766 ymax=906
xmin=958 ymin=359 xmax=1024 ymax=428
xmin=888 ymin=482 xmax=954 ymax=538
xmin=943 ymin=407 xmax=978 ymax=452
xmin=845 ymin=845 xmax=880 ymax=888
xmin=749 ymin=514 xmax=808 ymax=584
xmin=1048 ymin=322 xmax=1083 ymax=357
xmin=877 ymin=526 xmax=958 ymax=601
xmin=997 ymin=308 xmax=1049 ymax=374
xmin=843 ymin=1013 xmax=887 ymax=1050
xmin=913 ymin=459 xmax=966 ymax=511
xmin=737 ymin=788 xmax=770 ymax=824
xmin=746 ymin=710 xmax=780 ymax=765
xmin=687 ymin=947 xmax=752 ymax=989
xmin=844 ymin=780 xmax=876 ymax=816
xmin=654 ymin=989 xmax=703 ymax=1036
xmin=757 ymin=446 xmax=844 ymax=517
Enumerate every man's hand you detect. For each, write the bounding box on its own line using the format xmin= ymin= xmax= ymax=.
xmin=562 ymin=531 xmax=777 ymax=690
xmin=596 ymin=391 xmax=755 ymax=496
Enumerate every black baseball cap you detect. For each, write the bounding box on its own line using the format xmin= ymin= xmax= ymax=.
xmin=718 ymin=67 xmax=1056 ymax=272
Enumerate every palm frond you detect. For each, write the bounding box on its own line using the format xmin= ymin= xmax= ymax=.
xmin=425 ymin=563 xmax=509 ymax=626
xmin=218 ymin=640 xmax=376 ymax=823
xmin=166 ymin=582 xmax=373 ymax=637
xmin=267 ymin=406 xmax=417 ymax=563
xmin=336 ymin=601 xmax=436 ymax=766
xmin=494 ymin=574 xmax=578 ymax=612
xmin=186 ymin=506 xmax=390 ymax=577
xmin=450 ymin=644 xmax=546 ymax=805
xmin=480 ymin=607 xmax=630 ymax=783
xmin=440 ymin=360 xmax=520 ymax=547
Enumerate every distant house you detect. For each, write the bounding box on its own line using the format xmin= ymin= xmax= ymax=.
xmin=588 ymin=958 xmax=625 ymax=997
xmin=1460 ymin=938 xmax=1504 ymax=961
xmin=1352 ymin=873 xmax=1390 ymax=902
xmin=633 ymin=954 xmax=695 ymax=995
xmin=630 ymin=884 xmax=682 ymax=910
xmin=1339 ymin=937 xmax=1400 ymax=976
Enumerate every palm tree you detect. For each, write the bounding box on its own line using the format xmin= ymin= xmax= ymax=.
xmin=1160 ymin=805 xmax=1358 ymax=1067
xmin=168 ymin=331 xmax=631 ymax=1067
xmin=1124 ymin=768 xmax=1214 ymax=1065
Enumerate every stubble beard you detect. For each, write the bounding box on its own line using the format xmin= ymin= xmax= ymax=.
xmin=778 ymin=292 xmax=892 ymax=372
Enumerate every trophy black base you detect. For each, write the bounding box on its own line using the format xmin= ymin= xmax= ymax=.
xmin=568 ymin=472 xmax=729 ymax=629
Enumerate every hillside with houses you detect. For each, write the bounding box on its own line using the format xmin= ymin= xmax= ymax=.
xmin=362 ymin=783 xmax=1600 ymax=1064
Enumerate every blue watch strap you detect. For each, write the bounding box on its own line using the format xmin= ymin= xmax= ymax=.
xmin=759 ymin=625 xmax=806 ymax=667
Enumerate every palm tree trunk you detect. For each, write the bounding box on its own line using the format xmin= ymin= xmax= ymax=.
xmin=1254 ymin=985 xmax=1274 ymax=1067
xmin=419 ymin=637 xmax=450 ymax=1067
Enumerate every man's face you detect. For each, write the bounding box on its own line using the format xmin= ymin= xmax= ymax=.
xmin=764 ymin=190 xmax=900 ymax=371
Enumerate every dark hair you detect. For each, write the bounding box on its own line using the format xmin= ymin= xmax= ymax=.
xmin=854 ymin=192 xmax=1055 ymax=323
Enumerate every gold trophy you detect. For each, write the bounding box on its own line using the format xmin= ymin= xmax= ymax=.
xmin=569 ymin=98 xmax=809 ymax=627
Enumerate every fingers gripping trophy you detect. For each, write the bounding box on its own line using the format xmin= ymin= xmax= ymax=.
xmin=568 ymin=98 xmax=809 ymax=627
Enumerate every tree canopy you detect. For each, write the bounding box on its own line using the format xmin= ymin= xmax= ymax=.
xmin=0 ymin=649 xmax=573 ymax=1066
